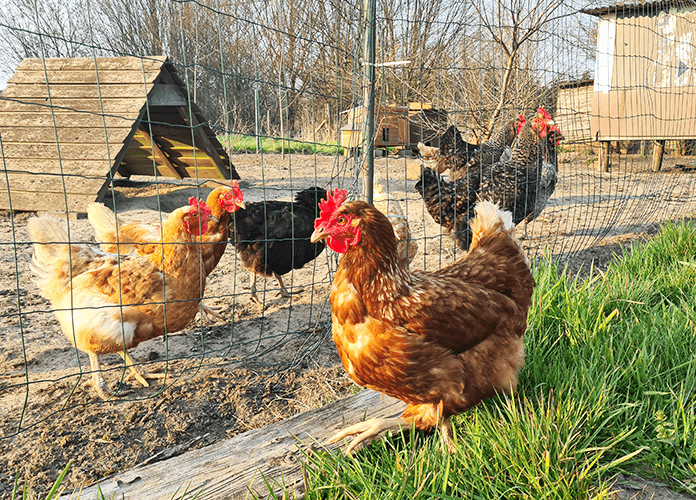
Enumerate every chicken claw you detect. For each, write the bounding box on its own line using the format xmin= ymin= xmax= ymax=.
xmin=119 ymin=351 xmax=169 ymax=387
xmin=326 ymin=417 xmax=412 ymax=456
xmin=201 ymin=304 xmax=225 ymax=321
xmin=91 ymin=373 xmax=112 ymax=401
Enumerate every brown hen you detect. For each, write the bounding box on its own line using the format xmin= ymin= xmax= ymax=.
xmin=310 ymin=189 xmax=534 ymax=454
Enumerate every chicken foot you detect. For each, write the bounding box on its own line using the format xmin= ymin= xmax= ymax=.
xmin=249 ymin=273 xmax=301 ymax=304
xmin=273 ymin=272 xmax=302 ymax=298
xmin=249 ymin=274 xmax=262 ymax=304
xmin=88 ymin=353 xmax=113 ymax=401
xmin=328 ymin=416 xmax=457 ymax=455
xmin=119 ymin=351 xmax=168 ymax=387
xmin=86 ymin=351 xmax=169 ymax=400
xmin=326 ymin=417 xmax=413 ymax=456
xmin=200 ymin=303 xmax=225 ymax=321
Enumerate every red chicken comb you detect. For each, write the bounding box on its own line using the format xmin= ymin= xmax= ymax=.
xmin=231 ymin=180 xmax=243 ymax=200
xmin=188 ymin=196 xmax=213 ymax=218
xmin=537 ymin=106 xmax=552 ymax=121
xmin=530 ymin=106 xmax=556 ymax=139
xmin=515 ymin=114 xmax=527 ymax=135
xmin=316 ymin=188 xmax=348 ymax=226
xmin=229 ymin=180 xmax=244 ymax=206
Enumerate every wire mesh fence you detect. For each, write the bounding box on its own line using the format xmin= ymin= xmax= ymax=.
xmin=1 ymin=0 xmax=696 ymax=494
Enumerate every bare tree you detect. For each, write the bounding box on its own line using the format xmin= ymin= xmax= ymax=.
xmin=377 ymin=0 xmax=473 ymax=105
xmin=466 ymin=0 xmax=568 ymax=138
xmin=0 ymin=0 xmax=93 ymax=77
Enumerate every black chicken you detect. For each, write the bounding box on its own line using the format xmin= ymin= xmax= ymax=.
xmin=415 ymin=107 xmax=563 ymax=250
xmin=230 ymin=187 xmax=328 ymax=303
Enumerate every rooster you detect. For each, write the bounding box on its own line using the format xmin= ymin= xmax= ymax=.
xmin=27 ymin=200 xmax=216 ymax=400
xmin=415 ymin=107 xmax=563 ymax=250
xmin=230 ymin=186 xmax=327 ymax=303
xmin=311 ymin=189 xmax=534 ymax=454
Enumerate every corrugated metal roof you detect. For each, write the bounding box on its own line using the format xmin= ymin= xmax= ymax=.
xmin=581 ymin=0 xmax=696 ymax=16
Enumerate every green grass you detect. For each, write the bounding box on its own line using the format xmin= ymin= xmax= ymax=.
xmin=218 ymin=134 xmax=344 ymax=155
xmin=295 ymin=220 xmax=696 ymax=499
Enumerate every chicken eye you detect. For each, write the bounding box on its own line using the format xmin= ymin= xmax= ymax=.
xmin=337 ymin=216 xmax=347 ymax=225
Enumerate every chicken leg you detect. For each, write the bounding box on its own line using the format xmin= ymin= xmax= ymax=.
xmin=88 ymin=353 xmax=112 ymax=401
xmin=326 ymin=417 xmax=413 ymax=456
xmin=273 ymin=272 xmax=303 ymax=298
xmin=249 ymin=272 xmax=301 ymax=304
xmin=250 ymin=273 xmax=261 ymax=304
xmin=87 ymin=351 xmax=168 ymax=400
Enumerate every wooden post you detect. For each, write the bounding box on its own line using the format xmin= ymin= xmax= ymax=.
xmin=652 ymin=139 xmax=665 ymax=172
xmin=599 ymin=141 xmax=611 ymax=172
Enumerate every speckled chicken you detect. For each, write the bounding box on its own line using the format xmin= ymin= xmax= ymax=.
xmin=415 ymin=107 xmax=563 ymax=250
xmin=417 ymin=125 xmax=477 ymax=176
xmin=418 ymin=120 xmax=517 ymax=180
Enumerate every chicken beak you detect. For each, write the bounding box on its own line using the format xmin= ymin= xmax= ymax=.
xmin=237 ymin=201 xmax=246 ymax=210
xmin=310 ymin=227 xmax=326 ymax=243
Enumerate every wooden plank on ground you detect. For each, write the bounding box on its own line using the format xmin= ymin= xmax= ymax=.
xmin=59 ymin=390 xmax=407 ymax=500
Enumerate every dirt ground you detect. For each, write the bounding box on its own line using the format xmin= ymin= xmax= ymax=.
xmin=1 ymin=152 xmax=695 ymax=498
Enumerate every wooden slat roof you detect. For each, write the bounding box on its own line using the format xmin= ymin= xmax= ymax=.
xmin=0 ymin=56 xmax=239 ymax=212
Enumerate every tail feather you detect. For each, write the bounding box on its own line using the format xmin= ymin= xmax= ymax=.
xmin=463 ymin=201 xmax=533 ymax=310
xmin=87 ymin=202 xmax=119 ymax=245
xmin=469 ymin=201 xmax=514 ymax=241
xmin=27 ymin=215 xmax=70 ymax=289
xmin=87 ymin=202 xmax=158 ymax=254
xmin=469 ymin=201 xmax=525 ymax=259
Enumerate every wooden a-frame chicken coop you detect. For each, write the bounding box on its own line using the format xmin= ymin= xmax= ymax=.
xmin=0 ymin=55 xmax=239 ymax=212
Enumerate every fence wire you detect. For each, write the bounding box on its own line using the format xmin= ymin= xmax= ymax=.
xmin=0 ymin=0 xmax=695 ymax=494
